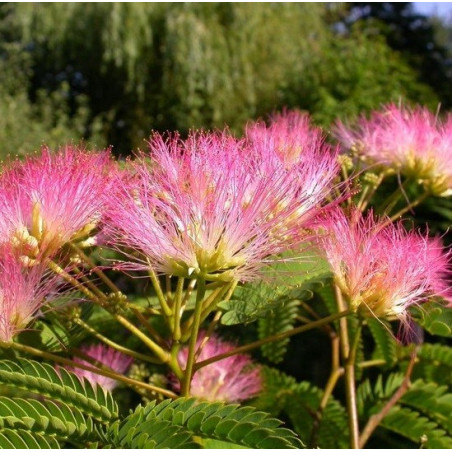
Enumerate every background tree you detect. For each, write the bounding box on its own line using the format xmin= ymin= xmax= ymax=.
xmin=1 ymin=2 xmax=448 ymax=155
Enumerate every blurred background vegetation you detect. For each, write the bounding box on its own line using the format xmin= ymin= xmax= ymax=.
xmin=0 ymin=2 xmax=451 ymax=156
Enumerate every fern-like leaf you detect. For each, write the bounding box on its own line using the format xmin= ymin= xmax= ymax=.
xmin=220 ymin=251 xmax=331 ymax=326
xmin=0 ymin=397 xmax=103 ymax=443
xmin=367 ymin=318 xmax=396 ymax=367
xmin=411 ymin=301 xmax=452 ymax=337
xmin=410 ymin=343 xmax=452 ymax=387
xmin=400 ymin=380 xmax=452 ymax=434
xmin=109 ymin=397 xmax=303 ymax=449
xmin=0 ymin=429 xmax=60 ymax=449
xmin=0 ymin=359 xmax=118 ymax=423
xmin=357 ymin=373 xmax=404 ymax=417
xmin=381 ymin=406 xmax=452 ymax=448
xmin=253 ymin=367 xmax=347 ymax=448
xmin=258 ymin=299 xmax=300 ymax=363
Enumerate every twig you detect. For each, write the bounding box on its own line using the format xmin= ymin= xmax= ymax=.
xmin=359 ymin=350 xmax=417 ymax=448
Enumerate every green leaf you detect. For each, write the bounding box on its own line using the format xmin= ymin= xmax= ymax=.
xmin=381 ymin=406 xmax=452 ymax=448
xmin=357 ymin=373 xmax=404 ymax=416
xmin=412 ymin=302 xmax=452 ymax=337
xmin=220 ymin=249 xmax=331 ymax=326
xmin=412 ymin=343 xmax=452 ymax=387
xmin=0 ymin=429 xmax=60 ymax=449
xmin=367 ymin=318 xmax=397 ymax=366
xmin=109 ymin=398 xmax=303 ymax=449
xmin=0 ymin=397 xmax=102 ymax=443
xmin=0 ymin=359 xmax=118 ymax=423
xmin=400 ymin=380 xmax=452 ymax=434
xmin=258 ymin=299 xmax=300 ymax=363
xmin=253 ymin=367 xmax=347 ymax=448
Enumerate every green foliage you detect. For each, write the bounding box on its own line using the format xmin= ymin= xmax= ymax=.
xmin=367 ymin=318 xmax=397 ymax=366
xmin=412 ymin=343 xmax=452 ymax=387
xmin=357 ymin=373 xmax=405 ymax=416
xmin=358 ymin=373 xmax=452 ymax=448
xmin=0 ymin=397 xmax=102 ymax=443
xmin=381 ymin=406 xmax=452 ymax=449
xmin=0 ymin=42 xmax=105 ymax=159
xmin=0 ymin=429 xmax=60 ymax=449
xmin=400 ymin=380 xmax=452 ymax=434
xmin=258 ymin=300 xmax=300 ymax=364
xmin=254 ymin=367 xmax=348 ymax=448
xmin=0 ymin=359 xmax=118 ymax=423
xmin=220 ymin=252 xmax=331 ymax=326
xmin=108 ymin=397 xmax=303 ymax=449
xmin=412 ymin=302 xmax=452 ymax=337
xmin=282 ymin=28 xmax=438 ymax=126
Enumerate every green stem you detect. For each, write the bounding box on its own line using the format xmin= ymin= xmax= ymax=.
xmin=181 ymin=278 xmax=206 ymax=396
xmin=113 ymin=313 xmax=170 ymax=364
xmin=172 ymin=277 xmax=185 ymax=341
xmin=194 ymin=309 xmax=352 ymax=370
xmin=359 ymin=350 xmax=417 ymax=448
xmin=129 ymin=306 xmax=166 ymax=346
xmin=197 ymin=281 xmax=236 ymax=329
xmin=72 ymin=266 xmax=108 ymax=301
xmin=48 ymin=259 xmax=170 ymax=364
xmin=149 ymin=268 xmax=172 ymax=317
xmin=74 ymin=318 xmax=162 ymax=364
xmin=0 ymin=340 xmax=176 ymax=399
xmin=70 ymin=243 xmax=121 ymax=294
xmin=383 ymin=191 xmax=429 ymax=226
xmin=47 ymin=260 xmax=100 ymax=303
xmin=359 ymin=359 xmax=386 ymax=369
xmin=358 ymin=171 xmax=388 ymax=212
xmin=180 ymin=285 xmax=225 ymax=342
xmin=344 ymin=322 xmax=362 ymax=449
xmin=375 ymin=182 xmax=406 ymax=215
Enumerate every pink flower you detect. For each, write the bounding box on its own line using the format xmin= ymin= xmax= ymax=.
xmin=0 ymin=248 xmax=57 ymax=342
xmin=174 ymin=334 xmax=261 ymax=402
xmin=246 ymin=110 xmax=326 ymax=167
xmin=317 ymin=208 xmax=452 ymax=319
xmin=105 ymin=130 xmax=338 ymax=282
xmin=65 ymin=343 xmax=133 ymax=391
xmin=0 ymin=146 xmax=113 ymax=264
xmin=334 ymin=104 xmax=452 ymax=196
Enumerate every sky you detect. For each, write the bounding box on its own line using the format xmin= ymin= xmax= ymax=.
xmin=413 ymin=2 xmax=452 ymax=17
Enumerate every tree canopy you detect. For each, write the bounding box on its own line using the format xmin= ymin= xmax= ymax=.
xmin=0 ymin=2 xmax=450 ymax=155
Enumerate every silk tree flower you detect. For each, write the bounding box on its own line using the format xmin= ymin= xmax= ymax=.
xmin=0 ymin=146 xmax=113 ymax=265
xmin=317 ymin=208 xmax=452 ymax=320
xmin=0 ymin=248 xmax=57 ymax=342
xmin=245 ymin=109 xmax=326 ymax=167
xmin=105 ymin=130 xmax=339 ymax=282
xmin=173 ymin=333 xmax=261 ymax=402
xmin=334 ymin=104 xmax=452 ymax=196
xmin=65 ymin=343 xmax=133 ymax=391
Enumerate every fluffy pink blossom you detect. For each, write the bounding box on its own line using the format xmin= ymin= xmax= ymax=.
xmin=246 ymin=110 xmax=326 ymax=167
xmin=0 ymin=249 xmax=57 ymax=342
xmin=65 ymin=343 xmax=133 ymax=391
xmin=317 ymin=208 xmax=452 ymax=319
xmin=105 ymin=130 xmax=339 ymax=282
xmin=334 ymin=104 xmax=452 ymax=196
xmin=0 ymin=146 xmax=113 ymax=264
xmin=174 ymin=333 xmax=262 ymax=402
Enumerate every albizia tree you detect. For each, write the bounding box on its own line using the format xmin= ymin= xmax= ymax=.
xmin=0 ymin=106 xmax=450 ymax=449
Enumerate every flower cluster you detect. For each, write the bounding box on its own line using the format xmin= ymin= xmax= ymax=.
xmin=335 ymin=104 xmax=452 ymax=196
xmin=64 ymin=343 xmax=133 ymax=391
xmin=0 ymin=248 xmax=57 ymax=342
xmin=105 ymin=124 xmax=339 ymax=282
xmin=173 ymin=333 xmax=262 ymax=403
xmin=0 ymin=146 xmax=113 ymax=264
xmin=317 ymin=208 xmax=452 ymax=319
xmin=0 ymin=146 xmax=112 ymax=342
